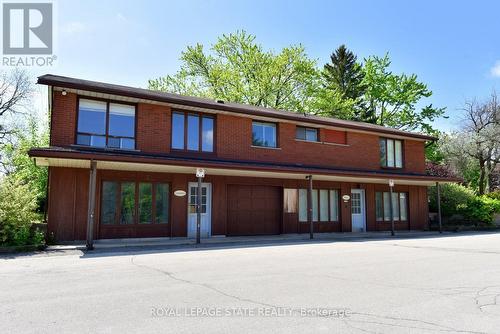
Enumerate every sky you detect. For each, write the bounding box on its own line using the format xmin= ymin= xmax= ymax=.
xmin=24 ymin=0 xmax=500 ymax=132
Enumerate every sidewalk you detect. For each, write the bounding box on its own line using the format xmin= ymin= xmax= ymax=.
xmin=45 ymin=231 xmax=467 ymax=252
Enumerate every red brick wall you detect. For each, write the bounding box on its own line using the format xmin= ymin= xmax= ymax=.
xmin=51 ymin=92 xmax=77 ymax=146
xmin=216 ymin=114 xmax=426 ymax=173
xmin=50 ymin=93 xmax=426 ymax=173
xmin=136 ymin=103 xmax=171 ymax=154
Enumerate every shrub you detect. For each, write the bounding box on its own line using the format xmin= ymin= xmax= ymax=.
xmin=463 ymin=196 xmax=500 ymax=224
xmin=0 ymin=177 xmax=43 ymax=246
xmin=428 ymin=183 xmax=475 ymax=217
xmin=485 ymin=191 xmax=500 ymax=201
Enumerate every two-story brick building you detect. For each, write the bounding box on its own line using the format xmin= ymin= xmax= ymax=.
xmin=29 ymin=74 xmax=455 ymax=244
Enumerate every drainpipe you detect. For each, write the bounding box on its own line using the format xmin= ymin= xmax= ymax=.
xmin=436 ymin=182 xmax=442 ymax=233
xmin=86 ymin=160 xmax=97 ymax=250
xmin=306 ymin=175 xmax=313 ymax=239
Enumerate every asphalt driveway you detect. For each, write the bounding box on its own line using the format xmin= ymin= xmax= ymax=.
xmin=2 ymin=232 xmax=500 ymax=333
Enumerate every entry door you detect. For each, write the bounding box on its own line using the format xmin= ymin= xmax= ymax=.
xmin=351 ymin=189 xmax=366 ymax=232
xmin=187 ymin=182 xmax=212 ymax=238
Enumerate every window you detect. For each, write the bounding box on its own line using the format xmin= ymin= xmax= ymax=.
xmin=298 ymin=188 xmax=339 ymax=222
xmin=171 ymin=111 xmax=214 ymax=152
xmin=189 ymin=186 xmax=207 ymax=213
xmin=139 ymin=183 xmax=152 ymax=224
xmin=155 ymin=184 xmax=169 ymax=224
xmin=296 ymin=126 xmax=318 ymax=142
xmin=283 ymin=189 xmax=298 ymax=213
xmin=375 ymin=191 xmax=408 ymax=222
xmin=77 ymin=98 xmax=135 ymax=149
xmin=351 ymin=192 xmax=361 ymax=214
xmin=252 ymin=121 xmax=277 ymax=148
xmin=380 ymin=138 xmax=403 ymax=168
xmin=100 ymin=181 xmax=169 ymax=225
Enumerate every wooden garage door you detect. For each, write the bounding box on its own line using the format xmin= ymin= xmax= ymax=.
xmin=227 ymin=185 xmax=281 ymax=236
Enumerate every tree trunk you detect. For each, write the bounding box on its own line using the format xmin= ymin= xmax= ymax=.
xmin=478 ymin=159 xmax=486 ymax=195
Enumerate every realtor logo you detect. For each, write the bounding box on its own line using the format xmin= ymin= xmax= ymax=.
xmin=2 ymin=2 xmax=52 ymax=54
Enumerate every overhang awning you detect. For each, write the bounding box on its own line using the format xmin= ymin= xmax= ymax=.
xmin=29 ymin=147 xmax=460 ymax=186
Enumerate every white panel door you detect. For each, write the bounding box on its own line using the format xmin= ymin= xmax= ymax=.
xmin=187 ymin=183 xmax=212 ymax=238
xmin=351 ymin=189 xmax=366 ymax=232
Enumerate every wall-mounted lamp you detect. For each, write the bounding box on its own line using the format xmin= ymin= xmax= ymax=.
xmin=61 ymin=89 xmax=67 ymax=96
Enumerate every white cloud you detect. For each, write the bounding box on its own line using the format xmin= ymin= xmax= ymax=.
xmin=60 ymin=21 xmax=87 ymax=35
xmin=490 ymin=60 xmax=500 ymax=77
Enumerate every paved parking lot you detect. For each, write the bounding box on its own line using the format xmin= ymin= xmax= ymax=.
xmin=2 ymin=232 xmax=500 ymax=333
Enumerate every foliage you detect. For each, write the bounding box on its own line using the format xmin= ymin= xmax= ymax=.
xmin=425 ymin=162 xmax=454 ymax=177
xmin=429 ymin=183 xmax=500 ymax=224
xmin=0 ymin=69 xmax=32 ymax=143
xmin=437 ymin=93 xmax=500 ymax=194
xmin=1 ymin=117 xmax=49 ymax=211
xmin=149 ymin=30 xmax=321 ymax=114
xmin=362 ymin=54 xmax=446 ymax=133
xmin=429 ymin=183 xmax=475 ymax=217
xmin=0 ymin=176 xmax=43 ymax=246
xmin=485 ymin=191 xmax=500 ymax=200
xmin=465 ymin=196 xmax=500 ymax=223
xmin=322 ymin=45 xmax=374 ymax=122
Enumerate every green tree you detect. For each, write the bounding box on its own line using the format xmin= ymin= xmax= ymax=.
xmin=322 ymin=45 xmax=375 ymax=123
xmin=1 ymin=117 xmax=49 ymax=211
xmin=149 ymin=30 xmax=321 ymax=114
xmin=362 ymin=54 xmax=446 ymax=133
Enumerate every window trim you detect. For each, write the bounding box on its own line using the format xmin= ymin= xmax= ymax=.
xmin=375 ymin=191 xmax=408 ymax=222
xmin=380 ymin=137 xmax=404 ymax=169
xmin=295 ymin=126 xmax=319 ymax=142
xmin=99 ymin=180 xmax=171 ymax=226
xmin=251 ymin=121 xmax=279 ymax=148
xmin=298 ymin=188 xmax=340 ymax=223
xmin=75 ymin=96 xmax=137 ymax=150
xmin=170 ymin=110 xmax=216 ymax=154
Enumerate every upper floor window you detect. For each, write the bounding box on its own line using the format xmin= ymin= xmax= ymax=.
xmin=171 ymin=111 xmax=214 ymax=152
xmin=379 ymin=138 xmax=403 ymax=168
xmin=252 ymin=121 xmax=277 ymax=148
xmin=77 ymin=98 xmax=135 ymax=149
xmin=296 ymin=126 xmax=318 ymax=142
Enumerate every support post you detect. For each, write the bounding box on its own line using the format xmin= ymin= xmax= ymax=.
xmin=436 ymin=182 xmax=442 ymax=233
xmin=389 ymin=180 xmax=395 ymax=236
xmin=196 ymin=176 xmax=202 ymax=244
xmin=306 ymin=175 xmax=313 ymax=239
xmin=86 ymin=160 xmax=97 ymax=250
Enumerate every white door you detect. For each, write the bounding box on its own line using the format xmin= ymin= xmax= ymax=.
xmin=351 ymin=189 xmax=366 ymax=232
xmin=187 ymin=182 xmax=212 ymax=238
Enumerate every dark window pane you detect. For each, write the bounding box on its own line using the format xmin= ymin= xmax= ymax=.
xmin=379 ymin=139 xmax=387 ymax=167
xmin=120 ymin=182 xmax=135 ymax=224
xmin=202 ymin=117 xmax=214 ymax=152
xmin=77 ymin=134 xmax=91 ymax=146
xmin=375 ymin=192 xmax=383 ymax=221
xmin=172 ymin=113 xmax=185 ymax=149
xmin=155 ymin=184 xmax=169 ymax=224
xmin=109 ymin=103 xmax=135 ymax=138
xmin=252 ymin=122 xmax=276 ymax=147
xmin=296 ymin=127 xmax=306 ymax=140
xmin=108 ymin=137 xmax=120 ymax=148
xmin=139 ymin=183 xmax=152 ymax=224
xmin=187 ymin=114 xmax=199 ymax=150
xmin=306 ymin=128 xmax=318 ymax=141
xmin=101 ymin=181 xmax=118 ymax=225
xmin=77 ymin=99 xmax=106 ymax=135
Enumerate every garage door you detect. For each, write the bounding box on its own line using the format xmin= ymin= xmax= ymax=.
xmin=227 ymin=185 xmax=281 ymax=236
